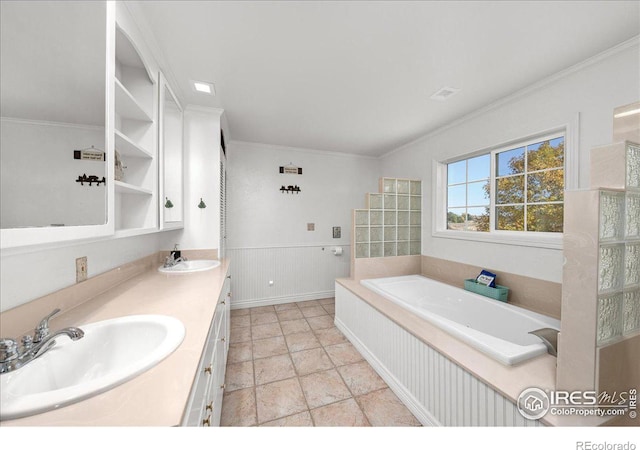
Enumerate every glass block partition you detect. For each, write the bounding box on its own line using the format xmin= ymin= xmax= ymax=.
xmin=594 ymin=144 xmax=640 ymax=346
xmin=354 ymin=178 xmax=421 ymax=258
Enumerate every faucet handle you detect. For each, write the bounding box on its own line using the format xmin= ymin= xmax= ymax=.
xmin=34 ymin=308 xmax=61 ymax=343
xmin=21 ymin=335 xmax=33 ymax=352
xmin=0 ymin=338 xmax=18 ymax=363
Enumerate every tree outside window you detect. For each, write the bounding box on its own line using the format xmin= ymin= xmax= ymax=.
xmin=446 ymin=135 xmax=564 ymax=234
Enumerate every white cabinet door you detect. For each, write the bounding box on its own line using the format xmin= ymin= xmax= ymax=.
xmin=182 ymin=270 xmax=231 ymax=426
xmin=183 ymin=322 xmax=216 ymax=426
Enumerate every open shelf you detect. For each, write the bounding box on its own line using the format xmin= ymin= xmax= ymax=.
xmin=115 ymin=78 xmax=153 ymax=122
xmin=115 ymin=129 xmax=152 ymax=159
xmin=115 ymin=180 xmax=153 ymax=196
xmin=112 ymin=20 xmax=158 ymax=238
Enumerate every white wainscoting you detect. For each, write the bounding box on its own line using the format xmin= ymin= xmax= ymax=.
xmin=227 ymin=244 xmax=350 ymax=309
xmin=335 ymin=283 xmax=543 ymax=427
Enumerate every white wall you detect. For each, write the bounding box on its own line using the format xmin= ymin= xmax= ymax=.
xmin=0 ymin=230 xmax=180 ymax=312
xmin=227 ymin=140 xmax=380 ymax=306
xmin=380 ymin=41 xmax=640 ymax=283
xmin=1 ymin=119 xmax=106 ymax=228
xmin=227 ymin=141 xmax=380 ymax=248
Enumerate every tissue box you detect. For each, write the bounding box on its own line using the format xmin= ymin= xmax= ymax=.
xmin=464 ymin=279 xmax=509 ymax=302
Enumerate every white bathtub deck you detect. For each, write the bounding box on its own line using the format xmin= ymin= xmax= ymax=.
xmin=336 ymin=277 xmax=611 ymax=427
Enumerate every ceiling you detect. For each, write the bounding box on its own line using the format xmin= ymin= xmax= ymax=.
xmin=133 ymin=1 xmax=640 ymax=156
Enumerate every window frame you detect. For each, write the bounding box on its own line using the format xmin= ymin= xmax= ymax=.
xmin=432 ymin=121 xmax=578 ymax=250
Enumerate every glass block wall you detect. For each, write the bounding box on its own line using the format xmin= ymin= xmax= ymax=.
xmin=595 ymin=142 xmax=640 ymax=346
xmin=354 ymin=178 xmax=421 ymax=258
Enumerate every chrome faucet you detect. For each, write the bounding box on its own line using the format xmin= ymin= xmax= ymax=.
xmin=163 ymin=246 xmax=187 ymax=268
xmin=529 ymin=328 xmax=559 ymax=357
xmin=0 ymin=308 xmax=84 ymax=374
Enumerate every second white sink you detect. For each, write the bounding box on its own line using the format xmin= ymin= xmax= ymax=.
xmin=158 ymin=259 xmax=220 ymax=273
xmin=0 ymin=314 xmax=185 ymax=420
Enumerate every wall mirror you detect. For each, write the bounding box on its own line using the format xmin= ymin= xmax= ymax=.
xmin=1 ymin=1 xmax=108 ymax=231
xmin=159 ymin=73 xmax=184 ymax=229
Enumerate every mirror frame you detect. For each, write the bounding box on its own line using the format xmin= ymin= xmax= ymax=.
xmin=0 ymin=1 xmax=115 ymax=249
xmin=158 ymin=72 xmax=185 ymax=231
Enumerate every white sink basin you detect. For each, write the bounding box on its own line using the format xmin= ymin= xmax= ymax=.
xmin=0 ymin=315 xmax=185 ymax=420
xmin=158 ymin=259 xmax=220 ymax=273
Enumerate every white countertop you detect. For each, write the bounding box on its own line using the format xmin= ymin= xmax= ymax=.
xmin=1 ymin=258 xmax=230 ymax=426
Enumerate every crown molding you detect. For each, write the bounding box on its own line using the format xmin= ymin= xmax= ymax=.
xmin=229 ymin=139 xmax=379 ymax=161
xmin=0 ymin=116 xmax=103 ymax=131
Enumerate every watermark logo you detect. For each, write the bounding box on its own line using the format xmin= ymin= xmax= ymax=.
xmin=517 ymin=387 xmax=637 ymax=420
xmin=517 ymin=387 xmax=550 ymax=420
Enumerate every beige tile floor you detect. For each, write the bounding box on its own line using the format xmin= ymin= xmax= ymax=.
xmin=221 ymin=298 xmax=421 ymax=427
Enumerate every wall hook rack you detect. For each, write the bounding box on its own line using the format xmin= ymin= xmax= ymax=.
xmin=197 ymin=198 xmax=207 ymax=208
xmin=75 ymin=173 xmax=106 ymax=186
xmin=165 ymin=197 xmax=174 ymax=208
xmin=280 ymin=185 xmax=301 ymax=194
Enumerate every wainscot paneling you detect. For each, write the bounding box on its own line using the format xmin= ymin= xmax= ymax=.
xmin=335 ymin=283 xmax=543 ymax=427
xmin=227 ymin=244 xmax=350 ymax=308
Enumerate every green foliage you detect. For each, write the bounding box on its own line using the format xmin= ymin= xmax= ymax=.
xmin=448 ymin=211 xmax=465 ymax=223
xmin=495 ymin=140 xmax=564 ymax=232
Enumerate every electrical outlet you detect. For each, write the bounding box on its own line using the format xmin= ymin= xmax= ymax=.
xmin=333 ymin=226 xmax=341 ymax=238
xmin=307 ymin=223 xmax=315 ymax=231
xmin=268 ymin=280 xmax=274 ymax=287
xmin=76 ymin=257 xmax=87 ymax=283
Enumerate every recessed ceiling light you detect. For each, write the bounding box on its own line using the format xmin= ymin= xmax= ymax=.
xmin=430 ymin=86 xmax=461 ymax=101
xmin=192 ymin=81 xmax=215 ymax=95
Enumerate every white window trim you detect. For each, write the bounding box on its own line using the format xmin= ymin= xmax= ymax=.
xmin=432 ymin=116 xmax=579 ymax=250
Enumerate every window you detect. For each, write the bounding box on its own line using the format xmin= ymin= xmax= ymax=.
xmin=447 ymin=154 xmax=490 ymax=231
xmin=446 ymin=133 xmax=565 ymax=234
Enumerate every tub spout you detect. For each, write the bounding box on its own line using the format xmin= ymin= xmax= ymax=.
xmin=529 ymin=328 xmax=559 ymax=357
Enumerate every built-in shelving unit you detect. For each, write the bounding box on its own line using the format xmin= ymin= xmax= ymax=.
xmin=113 ymin=24 xmax=158 ymax=236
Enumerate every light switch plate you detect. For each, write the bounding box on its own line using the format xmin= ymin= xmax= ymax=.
xmin=76 ymin=257 xmax=87 ymax=283
xmin=333 ymin=226 xmax=341 ymax=238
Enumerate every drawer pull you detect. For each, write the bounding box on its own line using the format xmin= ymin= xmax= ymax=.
xmin=221 ymin=300 xmax=226 ymax=305
xmin=202 ymin=415 xmax=211 ymax=426
xmin=226 ymin=275 xmax=231 ymax=279
xmin=220 ymin=383 xmax=226 ymax=389
xmin=221 ymin=337 xmax=226 ymax=342
xmin=204 ymin=365 xmax=212 ymax=375
xmin=206 ymin=401 xmax=213 ymax=412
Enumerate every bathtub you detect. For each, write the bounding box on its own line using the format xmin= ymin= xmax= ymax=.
xmin=360 ymin=275 xmax=560 ymax=365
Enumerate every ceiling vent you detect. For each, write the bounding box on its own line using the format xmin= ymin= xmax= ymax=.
xmin=430 ymin=86 xmax=461 ymax=101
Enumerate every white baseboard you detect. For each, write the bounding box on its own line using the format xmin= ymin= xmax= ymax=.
xmin=334 ymin=316 xmax=441 ymax=427
xmin=230 ymin=290 xmax=335 ymax=310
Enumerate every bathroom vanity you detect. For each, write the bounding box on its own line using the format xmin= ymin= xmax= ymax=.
xmin=0 ymin=256 xmax=231 ymax=426
xmin=182 ymin=272 xmax=231 ymax=426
